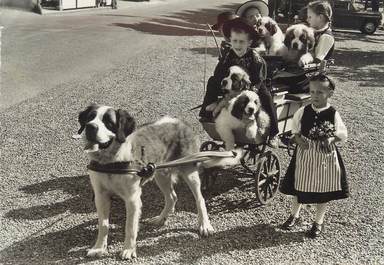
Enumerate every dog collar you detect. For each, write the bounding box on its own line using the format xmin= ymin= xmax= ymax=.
xmin=87 ymin=160 xmax=156 ymax=179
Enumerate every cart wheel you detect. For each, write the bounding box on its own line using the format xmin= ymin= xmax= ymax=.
xmin=255 ymin=151 xmax=281 ymax=205
xmin=200 ymin=141 xmax=221 ymax=152
xmin=200 ymin=141 xmax=223 ymax=191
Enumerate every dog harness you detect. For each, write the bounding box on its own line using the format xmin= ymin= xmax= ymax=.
xmin=87 ymin=150 xmax=238 ymax=179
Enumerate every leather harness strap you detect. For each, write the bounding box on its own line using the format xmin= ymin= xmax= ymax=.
xmin=87 ymin=150 xmax=237 ymax=178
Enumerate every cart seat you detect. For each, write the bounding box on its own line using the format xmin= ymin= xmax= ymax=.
xmin=284 ymin=93 xmax=311 ymax=101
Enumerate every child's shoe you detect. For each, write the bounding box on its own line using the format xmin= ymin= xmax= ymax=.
xmin=306 ymin=222 xmax=323 ymax=238
xmin=281 ymin=215 xmax=301 ymax=230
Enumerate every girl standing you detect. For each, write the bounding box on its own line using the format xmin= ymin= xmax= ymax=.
xmin=279 ymin=73 xmax=349 ymax=238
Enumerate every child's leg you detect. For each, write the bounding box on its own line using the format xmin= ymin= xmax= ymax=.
xmin=199 ymin=76 xmax=221 ymax=118
xmin=306 ymin=203 xmax=327 ymax=238
xmin=314 ymin=203 xmax=327 ymax=224
xmin=257 ymin=83 xmax=279 ymax=137
xmin=281 ymin=196 xmax=302 ymax=229
xmin=291 ymin=196 xmax=302 ymax=218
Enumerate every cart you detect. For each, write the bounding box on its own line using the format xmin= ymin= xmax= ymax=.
xmin=199 ymin=59 xmax=331 ymax=205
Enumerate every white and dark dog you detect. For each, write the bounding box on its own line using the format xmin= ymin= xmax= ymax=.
xmin=283 ymin=24 xmax=315 ymax=66
xmin=206 ymin=65 xmax=251 ymax=118
xmin=77 ymin=105 xmax=214 ymax=259
xmin=255 ymin=16 xmax=287 ymax=56
xmin=215 ymin=90 xmax=270 ymax=150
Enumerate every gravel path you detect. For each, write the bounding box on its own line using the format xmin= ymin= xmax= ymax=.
xmin=1 ymin=27 xmax=383 ymax=264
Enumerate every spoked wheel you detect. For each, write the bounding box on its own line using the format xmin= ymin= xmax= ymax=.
xmin=200 ymin=141 xmax=224 ymax=191
xmin=255 ymin=151 xmax=281 ymax=205
xmin=200 ymin=141 xmax=221 ymax=152
xmin=240 ymin=146 xmax=259 ymax=175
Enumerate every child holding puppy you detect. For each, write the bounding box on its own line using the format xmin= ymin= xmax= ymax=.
xmin=199 ymin=17 xmax=279 ymax=147
xmin=300 ymin=0 xmax=335 ymax=66
xmin=279 ymin=73 xmax=349 ymax=238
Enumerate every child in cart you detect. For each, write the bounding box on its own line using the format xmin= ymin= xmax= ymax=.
xmin=279 ymin=73 xmax=349 ymax=238
xmin=211 ymin=11 xmax=238 ymax=57
xmin=199 ymin=17 xmax=280 ymax=147
xmin=274 ymin=0 xmax=335 ymax=93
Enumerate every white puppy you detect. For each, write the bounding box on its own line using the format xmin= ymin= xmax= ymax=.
xmin=215 ymin=90 xmax=270 ymax=150
xmin=283 ymin=24 xmax=315 ymax=66
xmin=255 ymin=16 xmax=287 ymax=56
xmin=206 ymin=65 xmax=251 ymax=118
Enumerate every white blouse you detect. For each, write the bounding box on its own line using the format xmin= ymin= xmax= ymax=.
xmin=291 ymin=104 xmax=348 ymax=142
xmin=313 ymin=25 xmax=335 ymax=61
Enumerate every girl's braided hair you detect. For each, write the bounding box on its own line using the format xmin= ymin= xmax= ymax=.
xmin=308 ymin=0 xmax=333 ymax=22
xmin=309 ymin=73 xmax=335 ymax=91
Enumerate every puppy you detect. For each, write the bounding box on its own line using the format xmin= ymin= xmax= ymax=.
xmin=78 ymin=105 xmax=214 ymax=259
xmin=255 ymin=16 xmax=287 ymax=56
xmin=206 ymin=65 xmax=251 ymax=118
xmin=215 ymin=90 xmax=270 ymax=150
xmin=283 ymin=24 xmax=315 ymax=66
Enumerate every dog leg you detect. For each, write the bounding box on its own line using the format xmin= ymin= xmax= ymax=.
xmin=222 ymin=133 xmax=236 ymax=151
xmin=87 ymin=190 xmax=111 ymax=258
xmin=182 ymin=168 xmax=214 ymax=237
xmin=120 ymin=192 xmax=142 ymax=260
xmin=245 ymin=122 xmax=258 ymax=139
xmin=147 ymin=172 xmax=177 ymax=226
xmin=256 ymin=110 xmax=271 ymax=137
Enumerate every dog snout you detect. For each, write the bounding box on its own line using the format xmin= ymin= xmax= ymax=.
xmin=292 ymin=42 xmax=298 ymax=50
xmin=247 ymin=107 xmax=255 ymax=115
xmin=86 ymin=123 xmax=98 ymax=141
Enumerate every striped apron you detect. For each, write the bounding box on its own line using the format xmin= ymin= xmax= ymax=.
xmin=294 ymin=138 xmax=342 ymax=193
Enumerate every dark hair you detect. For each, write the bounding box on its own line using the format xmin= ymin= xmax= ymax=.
xmin=307 ymin=0 xmax=333 ymax=22
xmin=309 ymin=73 xmax=335 ymax=90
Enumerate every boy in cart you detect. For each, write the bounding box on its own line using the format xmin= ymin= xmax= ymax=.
xmin=199 ymin=17 xmax=280 ymax=148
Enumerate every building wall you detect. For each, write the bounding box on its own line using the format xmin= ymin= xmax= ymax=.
xmin=0 ymin=0 xmax=38 ymax=10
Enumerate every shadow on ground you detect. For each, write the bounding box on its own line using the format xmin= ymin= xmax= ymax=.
xmin=110 ymin=4 xmax=239 ymax=36
xmin=0 ymin=219 xmax=305 ymax=264
xmin=1 ymin=150 xmax=279 ymax=264
xmin=332 ymin=47 xmax=384 ymax=87
xmin=5 ymin=175 xmax=94 ymax=220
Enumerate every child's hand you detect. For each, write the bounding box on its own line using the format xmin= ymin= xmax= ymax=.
xmin=320 ymin=137 xmax=335 ymax=153
xmin=298 ymin=53 xmax=314 ymax=67
xmin=295 ymin=135 xmax=309 ymax=150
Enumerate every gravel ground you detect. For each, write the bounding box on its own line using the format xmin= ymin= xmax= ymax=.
xmin=0 ymin=27 xmax=384 ymax=264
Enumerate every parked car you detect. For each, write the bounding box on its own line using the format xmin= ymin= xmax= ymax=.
xmin=275 ymin=0 xmax=382 ymax=34
xmin=333 ymin=0 xmax=382 ymax=34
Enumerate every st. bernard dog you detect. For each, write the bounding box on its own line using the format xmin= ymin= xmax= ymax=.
xmin=215 ymin=90 xmax=270 ymax=150
xmin=283 ymin=24 xmax=315 ymax=66
xmin=77 ymin=105 xmax=214 ymax=259
xmin=255 ymin=16 xmax=287 ymax=56
xmin=206 ymin=65 xmax=251 ymax=118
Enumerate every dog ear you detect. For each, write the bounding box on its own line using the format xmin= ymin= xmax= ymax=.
xmin=284 ymin=30 xmax=292 ymax=48
xmin=240 ymin=75 xmax=251 ymax=90
xmin=115 ymin=109 xmax=136 ymax=143
xmin=78 ymin=104 xmax=98 ymax=134
xmin=266 ymin=21 xmax=277 ymax=36
xmin=231 ymin=95 xmax=248 ymax=120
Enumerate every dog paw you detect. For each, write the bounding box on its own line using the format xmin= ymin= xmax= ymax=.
xmin=146 ymin=215 xmax=166 ymax=226
xmin=199 ymin=222 xmax=214 ymax=237
xmin=120 ymin=248 xmax=137 ymax=260
xmin=86 ymin=248 xmax=107 ymax=258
